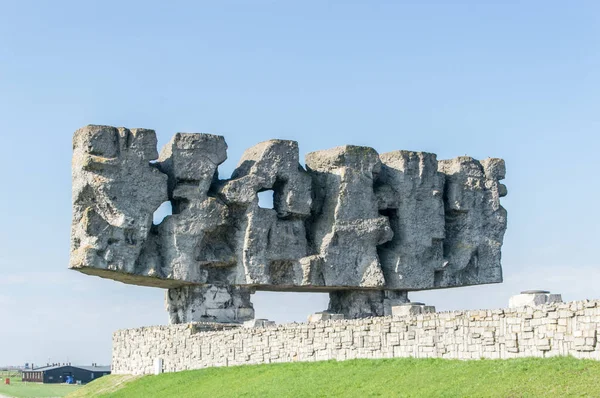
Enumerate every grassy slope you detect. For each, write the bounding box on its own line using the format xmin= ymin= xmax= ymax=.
xmin=68 ymin=356 xmax=600 ymax=398
xmin=0 ymin=379 xmax=80 ymax=398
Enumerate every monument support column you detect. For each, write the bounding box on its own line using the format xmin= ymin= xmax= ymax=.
xmin=327 ymin=290 xmax=409 ymax=319
xmin=166 ymin=285 xmax=255 ymax=324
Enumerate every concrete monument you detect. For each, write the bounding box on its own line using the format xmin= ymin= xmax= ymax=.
xmin=70 ymin=125 xmax=507 ymax=323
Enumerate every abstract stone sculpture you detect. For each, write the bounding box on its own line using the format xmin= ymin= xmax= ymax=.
xmin=70 ymin=125 xmax=508 ymax=323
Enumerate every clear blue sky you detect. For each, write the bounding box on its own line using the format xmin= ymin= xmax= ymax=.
xmin=1 ymin=1 xmax=599 ymax=366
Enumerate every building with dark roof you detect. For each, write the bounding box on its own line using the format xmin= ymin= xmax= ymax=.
xmin=22 ymin=364 xmax=110 ymax=384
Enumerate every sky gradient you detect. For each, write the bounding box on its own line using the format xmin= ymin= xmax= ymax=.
xmin=1 ymin=1 xmax=599 ymax=366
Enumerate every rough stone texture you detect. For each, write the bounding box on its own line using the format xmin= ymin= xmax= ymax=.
xmin=328 ymin=290 xmax=409 ymax=318
xmin=151 ymin=133 xmax=230 ymax=283
xmin=70 ymin=125 xmax=508 ymax=322
xmin=305 ymin=146 xmax=392 ymax=289
xmin=166 ymin=285 xmax=255 ymax=324
xmin=376 ymin=151 xmax=445 ymax=289
xmin=436 ymin=157 xmax=508 ymax=287
xmin=70 ymin=125 xmax=167 ymax=277
xmin=113 ymin=300 xmax=600 ymax=375
xmin=215 ymin=139 xmax=313 ymax=287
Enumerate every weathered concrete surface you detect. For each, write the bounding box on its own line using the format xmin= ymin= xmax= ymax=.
xmin=70 ymin=126 xmax=167 ymax=276
xmin=166 ymin=285 xmax=255 ymax=324
xmin=328 ymin=290 xmax=409 ymax=318
xmin=70 ymin=125 xmax=508 ymax=322
xmin=113 ymin=299 xmax=600 ymax=375
xmin=305 ymin=146 xmax=392 ymax=289
xmin=216 ymin=139 xmax=313 ymax=287
xmin=437 ymin=157 xmax=508 ymax=287
xmin=376 ymin=151 xmax=445 ymax=289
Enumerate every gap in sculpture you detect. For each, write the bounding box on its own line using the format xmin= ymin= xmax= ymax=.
xmin=69 ymin=125 xmax=508 ymax=324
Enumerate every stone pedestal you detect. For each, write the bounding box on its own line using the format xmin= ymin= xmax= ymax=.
xmin=508 ymin=290 xmax=563 ymax=308
xmin=391 ymin=302 xmax=436 ymax=317
xmin=166 ymin=285 xmax=255 ymax=324
xmin=383 ymin=291 xmax=411 ymax=316
xmin=328 ymin=290 xmax=409 ymax=319
xmin=243 ymin=319 xmax=276 ymax=328
xmin=307 ymin=312 xmax=344 ymax=323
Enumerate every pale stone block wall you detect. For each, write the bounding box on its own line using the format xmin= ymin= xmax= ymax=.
xmin=112 ymin=300 xmax=600 ymax=375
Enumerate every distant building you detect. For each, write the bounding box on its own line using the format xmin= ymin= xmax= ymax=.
xmin=22 ymin=364 xmax=110 ymax=384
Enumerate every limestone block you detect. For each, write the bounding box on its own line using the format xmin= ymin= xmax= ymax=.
xmin=391 ymin=302 xmax=435 ymax=318
xmin=307 ymin=312 xmax=345 ymax=323
xmin=383 ymin=291 xmax=410 ymax=316
xmin=392 ymin=303 xmax=428 ymax=317
xmin=509 ymin=291 xmax=563 ymax=308
xmin=243 ymin=319 xmax=276 ymax=328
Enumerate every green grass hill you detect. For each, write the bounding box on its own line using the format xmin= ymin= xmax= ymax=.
xmin=67 ymin=356 xmax=600 ymax=397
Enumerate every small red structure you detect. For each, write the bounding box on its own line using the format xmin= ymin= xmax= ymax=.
xmin=4 ymin=378 xmax=9 ymax=385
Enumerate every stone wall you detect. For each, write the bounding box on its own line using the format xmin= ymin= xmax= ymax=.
xmin=112 ymin=300 xmax=600 ymax=375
